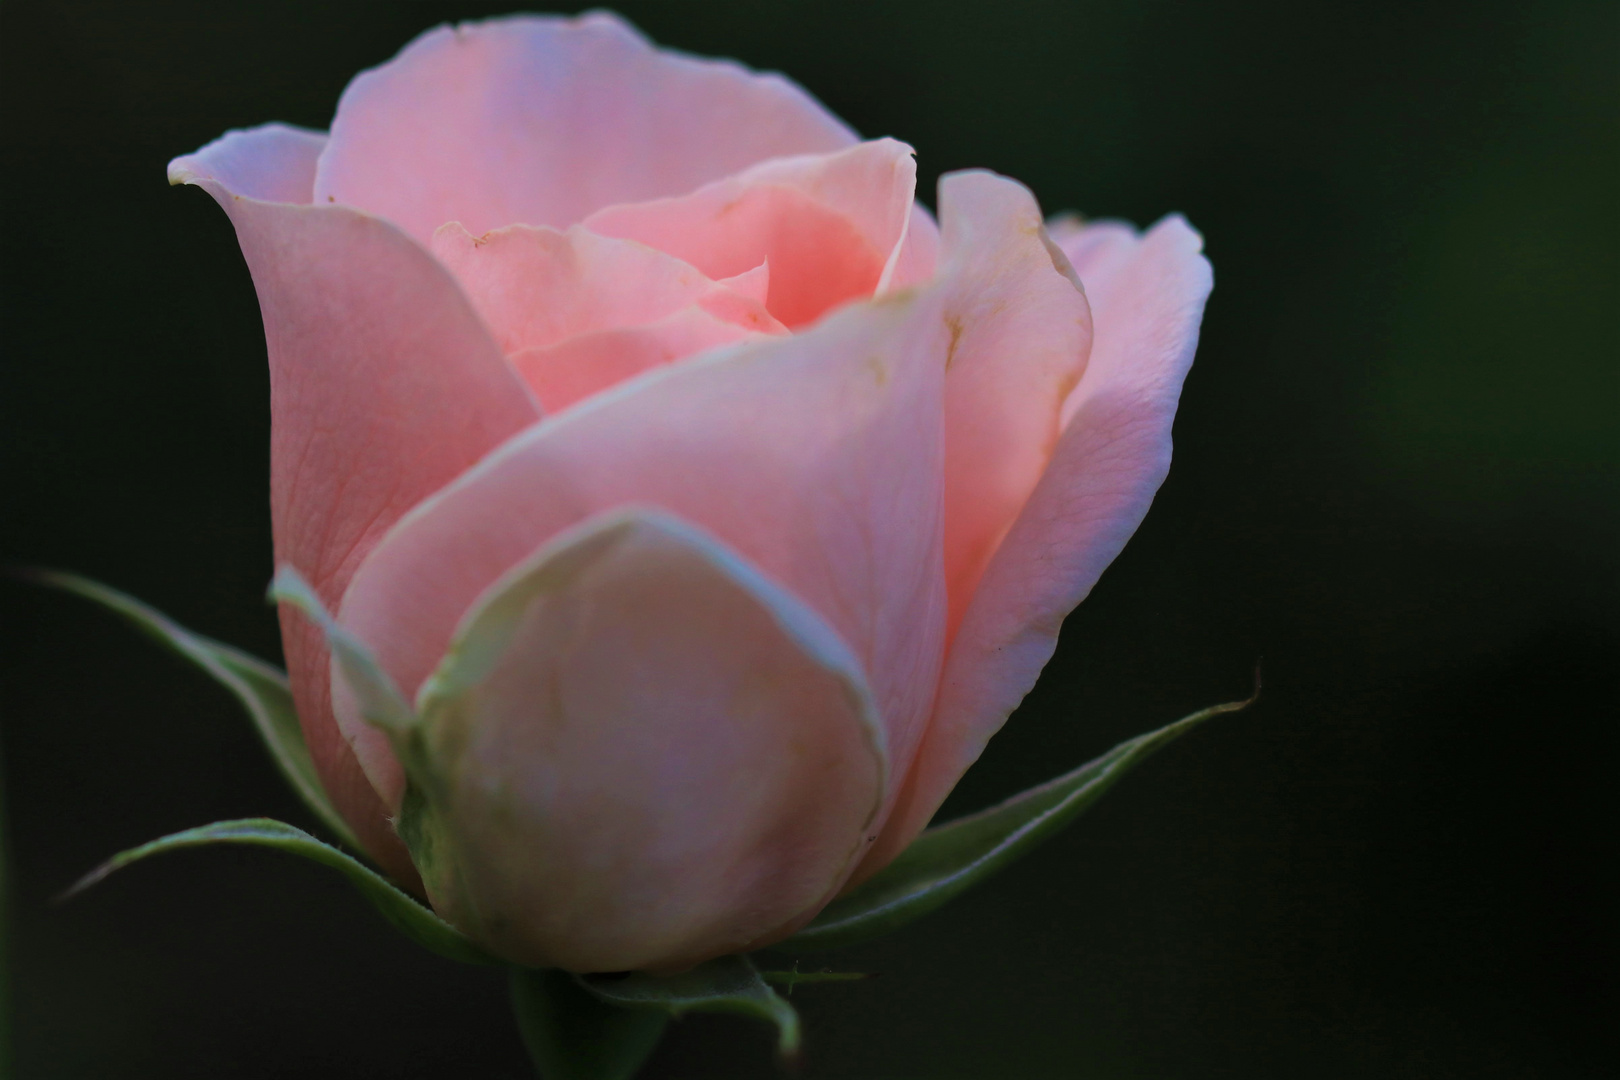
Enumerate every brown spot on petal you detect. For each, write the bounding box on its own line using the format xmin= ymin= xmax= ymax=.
xmin=865 ymin=355 xmax=888 ymax=387
xmin=944 ymin=313 xmax=966 ymax=370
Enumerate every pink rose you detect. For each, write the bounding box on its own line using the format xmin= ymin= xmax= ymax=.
xmin=169 ymin=12 xmax=1211 ymax=973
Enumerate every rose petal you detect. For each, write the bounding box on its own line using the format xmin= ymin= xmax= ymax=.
xmin=413 ymin=509 xmax=886 ymax=971
xmin=716 ymin=261 xmax=771 ymax=306
xmin=168 ymin=122 xmax=326 ymax=202
xmin=314 ymin=12 xmax=857 ymax=243
xmin=584 ymin=139 xmax=920 ymax=327
xmin=886 ymin=203 xmax=943 ymax=291
xmin=429 ymin=221 xmax=783 ymax=356
xmin=340 ymin=290 xmax=949 ymax=824
xmin=169 ymin=126 xmax=542 ymax=882
xmin=429 ymin=221 xmax=783 ymax=410
xmin=863 ymin=213 xmax=1212 ymax=872
xmin=509 ymin=305 xmax=770 ymax=413
xmin=933 ymin=171 xmax=1093 ymax=638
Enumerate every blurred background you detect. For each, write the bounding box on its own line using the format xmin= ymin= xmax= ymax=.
xmin=1 ymin=1 xmax=1615 ymax=1076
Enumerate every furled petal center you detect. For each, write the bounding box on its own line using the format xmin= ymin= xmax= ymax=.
xmin=430 ymin=139 xmax=933 ymax=412
xmin=431 ymin=222 xmax=785 ymax=412
xmin=584 ymin=139 xmax=925 ymax=328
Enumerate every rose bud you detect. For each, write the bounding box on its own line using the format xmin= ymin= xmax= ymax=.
xmin=167 ymin=12 xmax=1211 ymax=973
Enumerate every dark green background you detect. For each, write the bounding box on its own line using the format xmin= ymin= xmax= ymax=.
xmin=2 ymin=1 xmax=1615 ymax=1076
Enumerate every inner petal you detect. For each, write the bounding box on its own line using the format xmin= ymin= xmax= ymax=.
xmin=584 ymin=139 xmax=920 ymax=329
xmin=510 ymin=306 xmax=763 ymax=412
xmin=432 ymin=222 xmax=784 ymax=408
xmin=432 ymin=222 xmax=780 ymax=352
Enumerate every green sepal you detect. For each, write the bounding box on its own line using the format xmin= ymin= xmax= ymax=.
xmin=509 ymin=967 xmax=670 ymax=1080
xmin=64 ymin=818 xmax=496 ymax=967
xmin=265 ymin=567 xmax=462 ymax=908
xmin=579 ymin=954 xmax=801 ymax=1058
xmin=787 ymin=691 xmax=1256 ymax=951
xmin=267 ymin=567 xmax=415 ymax=737
xmin=29 ymin=570 xmax=360 ymax=851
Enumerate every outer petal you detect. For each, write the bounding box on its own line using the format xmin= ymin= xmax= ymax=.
xmin=934 ymin=171 xmax=1093 ymax=637
xmin=413 ymin=510 xmax=886 ymax=972
xmin=862 ymin=214 xmax=1212 ymax=874
xmin=339 ymin=290 xmax=949 ymax=828
xmin=168 ymin=122 xmax=327 ymax=202
xmin=169 ymin=127 xmax=542 ymax=882
xmin=314 ymin=12 xmax=857 ymax=243
xmin=584 ymin=140 xmax=920 ymax=327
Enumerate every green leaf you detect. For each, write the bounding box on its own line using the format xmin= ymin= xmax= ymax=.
xmin=509 ymin=967 xmax=669 ymax=1080
xmin=787 ymin=692 xmax=1256 ymax=951
xmin=30 ymin=570 xmax=360 ymax=851
xmin=64 ymin=818 xmax=496 ymax=967
xmin=579 ymin=954 xmax=801 ymax=1058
